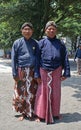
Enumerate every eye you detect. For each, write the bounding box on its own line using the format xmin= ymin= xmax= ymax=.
xmin=48 ymin=28 xmax=55 ymax=31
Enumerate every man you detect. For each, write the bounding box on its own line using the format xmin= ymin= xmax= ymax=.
xmin=11 ymin=22 xmax=40 ymax=121
xmin=34 ymin=21 xmax=70 ymax=124
xmin=74 ymin=44 xmax=81 ymax=75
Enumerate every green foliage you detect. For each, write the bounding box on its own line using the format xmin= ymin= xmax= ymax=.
xmin=0 ymin=0 xmax=81 ymax=49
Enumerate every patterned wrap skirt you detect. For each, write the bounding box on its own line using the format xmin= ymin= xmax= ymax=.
xmin=34 ymin=66 xmax=62 ymax=124
xmin=77 ymin=58 xmax=81 ymax=74
xmin=12 ymin=67 xmax=38 ymax=118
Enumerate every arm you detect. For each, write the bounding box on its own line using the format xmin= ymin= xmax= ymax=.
xmin=11 ymin=41 xmax=19 ymax=81
xmin=34 ymin=41 xmax=41 ymax=79
xmin=74 ymin=49 xmax=78 ymax=61
xmin=61 ymin=44 xmax=70 ymax=78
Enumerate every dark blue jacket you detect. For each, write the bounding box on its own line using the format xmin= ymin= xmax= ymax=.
xmin=11 ymin=37 xmax=40 ymax=78
xmin=74 ymin=48 xmax=81 ymax=59
xmin=38 ymin=36 xmax=70 ymax=77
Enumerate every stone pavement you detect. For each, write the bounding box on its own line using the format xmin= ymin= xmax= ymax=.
xmin=0 ymin=58 xmax=81 ymax=130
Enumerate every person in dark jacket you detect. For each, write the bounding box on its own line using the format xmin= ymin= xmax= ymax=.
xmin=34 ymin=21 xmax=70 ymax=124
xmin=11 ymin=22 xmax=40 ymax=121
xmin=74 ymin=44 xmax=81 ymax=75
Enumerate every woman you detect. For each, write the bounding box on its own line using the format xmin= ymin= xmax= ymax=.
xmin=11 ymin=22 xmax=40 ymax=121
xmin=34 ymin=21 xmax=70 ymax=124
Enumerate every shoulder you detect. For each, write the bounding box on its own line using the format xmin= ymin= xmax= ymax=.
xmin=57 ymin=39 xmax=65 ymax=46
xmin=12 ymin=37 xmax=24 ymax=50
xmin=38 ymin=37 xmax=47 ymax=44
xmin=13 ymin=37 xmax=24 ymax=45
xmin=55 ymin=39 xmax=66 ymax=52
xmin=38 ymin=38 xmax=47 ymax=48
xmin=54 ymin=38 xmax=65 ymax=47
xmin=59 ymin=39 xmax=66 ymax=49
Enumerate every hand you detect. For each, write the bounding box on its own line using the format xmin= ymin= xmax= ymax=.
xmin=61 ymin=76 xmax=67 ymax=81
xmin=13 ymin=76 xmax=20 ymax=82
xmin=74 ymin=59 xmax=76 ymax=62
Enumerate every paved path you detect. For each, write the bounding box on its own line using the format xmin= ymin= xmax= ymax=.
xmin=0 ymin=58 xmax=12 ymax=73
xmin=0 ymin=58 xmax=81 ymax=130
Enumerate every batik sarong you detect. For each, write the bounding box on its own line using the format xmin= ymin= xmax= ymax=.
xmin=77 ymin=58 xmax=81 ymax=75
xmin=34 ymin=66 xmax=62 ymax=124
xmin=12 ymin=67 xmax=38 ymax=118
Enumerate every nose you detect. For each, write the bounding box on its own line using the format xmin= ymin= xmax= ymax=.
xmin=50 ymin=29 xmax=55 ymax=31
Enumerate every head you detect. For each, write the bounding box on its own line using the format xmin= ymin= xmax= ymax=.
xmin=79 ymin=44 xmax=81 ymax=49
xmin=45 ymin=21 xmax=57 ymax=38
xmin=21 ymin=22 xmax=33 ymax=40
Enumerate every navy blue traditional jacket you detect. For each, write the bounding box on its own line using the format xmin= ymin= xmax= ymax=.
xmin=38 ymin=36 xmax=70 ymax=77
xmin=11 ymin=37 xmax=40 ymax=78
xmin=74 ymin=48 xmax=81 ymax=59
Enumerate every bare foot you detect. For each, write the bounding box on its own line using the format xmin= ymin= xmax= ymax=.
xmin=18 ymin=115 xmax=25 ymax=121
xmin=18 ymin=116 xmax=24 ymax=121
xmin=35 ymin=118 xmax=40 ymax=122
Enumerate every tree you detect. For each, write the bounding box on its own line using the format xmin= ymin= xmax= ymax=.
xmin=0 ymin=0 xmax=81 ymax=49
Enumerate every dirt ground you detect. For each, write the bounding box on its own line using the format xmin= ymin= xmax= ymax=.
xmin=0 ymin=58 xmax=81 ymax=130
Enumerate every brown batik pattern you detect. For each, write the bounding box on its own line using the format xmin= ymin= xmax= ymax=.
xmin=12 ymin=67 xmax=38 ymax=117
xmin=77 ymin=58 xmax=81 ymax=74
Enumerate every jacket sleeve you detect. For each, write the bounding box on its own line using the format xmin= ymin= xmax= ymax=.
xmin=74 ymin=49 xmax=78 ymax=60
xmin=11 ymin=41 xmax=18 ymax=77
xmin=34 ymin=41 xmax=41 ymax=78
xmin=61 ymin=44 xmax=70 ymax=77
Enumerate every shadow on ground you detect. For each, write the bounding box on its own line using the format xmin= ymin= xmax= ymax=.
xmin=55 ymin=112 xmax=81 ymax=124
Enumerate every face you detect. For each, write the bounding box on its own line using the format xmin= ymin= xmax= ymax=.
xmin=79 ymin=46 xmax=81 ymax=49
xmin=45 ymin=25 xmax=57 ymax=38
xmin=21 ymin=26 xmax=33 ymax=40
